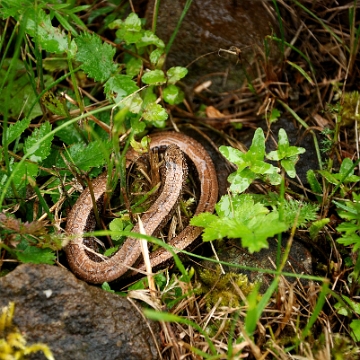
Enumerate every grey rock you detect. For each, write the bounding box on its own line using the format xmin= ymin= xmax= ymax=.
xmin=146 ymin=0 xmax=280 ymax=92
xmin=0 ymin=264 xmax=160 ymax=360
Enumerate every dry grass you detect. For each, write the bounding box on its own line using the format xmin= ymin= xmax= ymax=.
xmin=134 ymin=1 xmax=360 ymax=359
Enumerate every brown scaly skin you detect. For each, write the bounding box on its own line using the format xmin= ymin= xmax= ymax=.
xmin=65 ymin=132 xmax=219 ymax=284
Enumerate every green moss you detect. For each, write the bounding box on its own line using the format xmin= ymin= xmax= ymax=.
xmin=340 ymin=91 xmax=360 ymax=127
xmin=197 ymin=267 xmax=257 ymax=308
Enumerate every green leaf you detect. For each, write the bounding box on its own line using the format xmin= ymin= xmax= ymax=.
xmin=334 ymin=295 xmax=360 ymax=316
xmin=5 ymin=117 xmax=31 ymax=145
xmin=25 ymin=8 xmax=69 ymax=54
xmin=109 ymin=218 xmax=124 ymax=241
xmin=57 ymin=140 xmax=111 ymax=173
xmin=307 ymin=169 xmax=322 ymax=199
xmin=0 ymin=0 xmax=34 ymax=18
xmin=167 ymin=66 xmax=188 ymax=84
xmin=282 ymin=199 xmax=319 ymax=228
xmin=337 ymin=233 xmax=360 ymax=251
xmin=123 ymin=12 xmax=142 ymax=32
xmin=104 ymin=74 xmax=139 ymax=102
xmin=219 ymin=146 xmax=246 ymax=169
xmin=24 ymin=122 xmax=53 ymax=163
xmin=141 ymin=70 xmax=166 ymax=85
xmin=267 ymin=129 xmax=305 ymax=161
xmin=228 ymin=169 xmax=257 ymax=193
xmin=247 ymin=128 xmax=266 ymax=161
xmin=338 ymin=158 xmax=360 ymax=181
xmin=122 ymin=93 xmax=143 ymax=114
xmin=269 ymin=108 xmax=281 ymax=123
xmin=136 ymin=30 xmax=165 ymax=48
xmin=125 ymin=57 xmax=143 ymax=77
xmin=350 ymin=319 xmax=360 ymax=342
xmin=75 ymin=33 xmax=117 ymax=82
xmin=101 ymin=282 xmax=115 ymax=293
xmin=309 ymin=218 xmax=330 ymax=239
xmin=149 ymin=48 xmax=165 ymax=66
xmin=0 ymin=60 xmax=53 ymax=120
xmin=163 ymin=85 xmax=185 ymax=105
xmin=41 ymin=91 xmax=69 ymax=116
xmin=16 ymin=246 xmax=56 ymax=265
xmin=318 ymin=170 xmax=340 ymax=185
xmin=191 ymin=194 xmax=287 ymax=252
xmin=281 ymin=158 xmax=296 ymax=178
xmin=142 ymin=102 xmax=168 ymax=123
xmin=286 ymin=60 xmax=314 ymax=85
xmin=2 ymin=161 xmax=39 ymax=197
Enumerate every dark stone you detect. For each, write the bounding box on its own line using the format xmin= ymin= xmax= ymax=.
xmin=201 ymin=236 xmax=313 ymax=294
xmin=0 ymin=264 xmax=160 ymax=360
xmin=146 ymin=0 xmax=280 ymax=92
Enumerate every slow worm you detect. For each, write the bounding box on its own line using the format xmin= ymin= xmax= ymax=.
xmin=65 ymin=132 xmax=218 ymax=283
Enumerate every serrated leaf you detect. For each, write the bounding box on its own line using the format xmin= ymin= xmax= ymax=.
xmin=26 ymin=8 xmax=69 ymax=54
xmin=143 ymin=102 xmax=168 ymax=122
xmin=167 ymin=66 xmax=188 ymax=84
xmin=16 ymin=246 xmax=56 ymax=265
xmin=0 ymin=0 xmax=34 ymax=18
xmin=104 ymin=74 xmax=139 ymax=102
xmin=337 ymin=233 xmax=360 ymax=251
xmin=24 ymin=122 xmax=53 ymax=162
xmin=75 ymin=33 xmax=117 ymax=82
xmin=5 ymin=117 xmax=31 ymax=145
xmin=191 ymin=194 xmax=287 ymax=252
xmin=163 ymin=85 xmax=184 ymax=105
xmin=142 ymin=69 xmax=166 ymax=85
xmin=58 ymin=140 xmax=111 ymax=172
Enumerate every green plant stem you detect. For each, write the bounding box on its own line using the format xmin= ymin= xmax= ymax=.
xmin=151 ymin=0 xmax=161 ymax=34
xmin=165 ymin=0 xmax=193 ymax=55
xmin=272 ymin=0 xmax=284 ymax=57
xmin=25 ymin=65 xmax=82 ymax=119
xmin=277 ymin=99 xmax=323 ymax=170
xmin=27 ymin=177 xmax=54 ymax=220
xmin=79 ymin=229 xmax=328 ymax=282
xmin=267 ymin=35 xmax=314 ymax=72
xmin=67 ymin=34 xmax=84 ymax=114
xmin=0 ymin=20 xmax=18 ymax=77
xmin=330 ymin=158 xmax=360 ymax=198
xmin=144 ymin=309 xmax=217 ymax=355
xmin=277 ymin=175 xmax=285 ymax=269
xmin=2 ymin=17 xmax=27 ymax=184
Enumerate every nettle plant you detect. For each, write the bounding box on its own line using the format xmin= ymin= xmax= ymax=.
xmin=0 ymin=3 xmax=187 ymax=264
